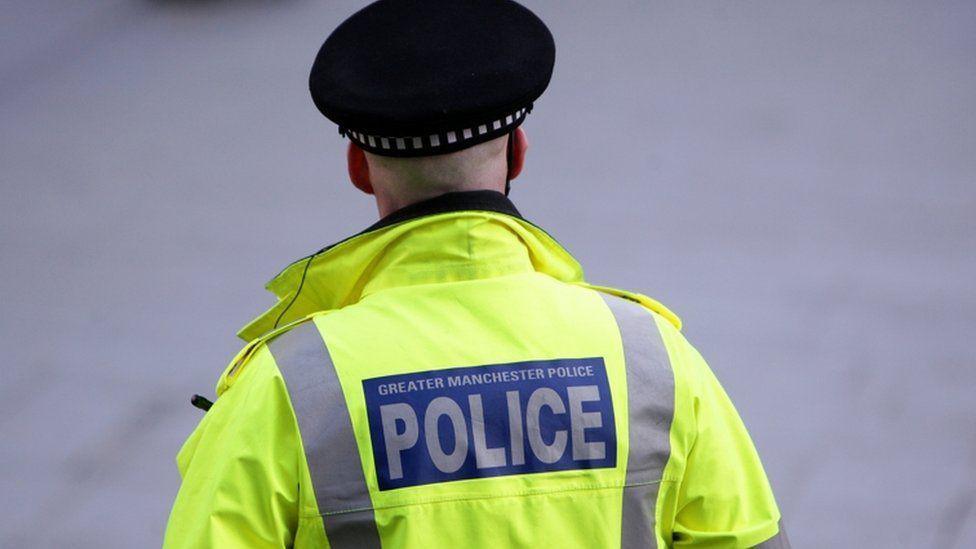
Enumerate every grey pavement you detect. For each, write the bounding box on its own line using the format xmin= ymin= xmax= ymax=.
xmin=1 ymin=1 xmax=974 ymax=546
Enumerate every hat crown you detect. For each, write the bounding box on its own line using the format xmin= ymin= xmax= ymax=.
xmin=309 ymin=0 xmax=555 ymax=157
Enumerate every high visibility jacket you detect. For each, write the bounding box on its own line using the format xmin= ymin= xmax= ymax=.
xmin=164 ymin=191 xmax=787 ymax=548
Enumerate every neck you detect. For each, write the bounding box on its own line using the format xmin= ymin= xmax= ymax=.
xmin=373 ymin=178 xmax=506 ymax=217
xmin=366 ymin=190 xmax=522 ymax=233
xmin=365 ymin=140 xmax=510 ymax=217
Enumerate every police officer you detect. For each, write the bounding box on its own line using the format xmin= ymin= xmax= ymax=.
xmin=164 ymin=1 xmax=789 ymax=547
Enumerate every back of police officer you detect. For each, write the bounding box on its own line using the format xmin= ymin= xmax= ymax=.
xmin=164 ymin=1 xmax=788 ymax=547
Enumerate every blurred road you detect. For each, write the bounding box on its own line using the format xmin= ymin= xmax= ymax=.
xmin=2 ymin=1 xmax=974 ymax=546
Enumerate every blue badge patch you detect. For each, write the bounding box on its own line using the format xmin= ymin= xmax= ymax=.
xmin=362 ymin=358 xmax=616 ymax=491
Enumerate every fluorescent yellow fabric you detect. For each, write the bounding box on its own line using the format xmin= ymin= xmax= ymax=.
xmin=164 ymin=345 xmax=307 ymax=548
xmin=236 ymin=212 xmax=591 ymax=342
xmin=653 ymin=317 xmax=782 ymax=547
xmin=164 ymin=211 xmax=781 ymax=548
xmin=319 ymin=270 xmax=629 ymax=547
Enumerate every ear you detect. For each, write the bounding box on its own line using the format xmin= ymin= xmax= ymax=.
xmin=347 ymin=142 xmax=374 ymax=195
xmin=507 ymin=127 xmax=529 ymax=180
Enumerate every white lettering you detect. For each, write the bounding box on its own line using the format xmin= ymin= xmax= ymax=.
xmin=380 ymin=403 xmax=419 ymax=479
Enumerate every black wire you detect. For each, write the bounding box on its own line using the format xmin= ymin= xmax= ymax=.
xmin=273 ymin=252 xmax=315 ymax=329
xmin=275 ymin=132 xmax=516 ymax=329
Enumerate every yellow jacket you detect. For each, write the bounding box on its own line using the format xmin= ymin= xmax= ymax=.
xmin=164 ymin=191 xmax=786 ymax=548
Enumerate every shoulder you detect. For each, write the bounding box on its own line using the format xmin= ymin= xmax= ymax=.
xmin=581 ymin=281 xmax=709 ymax=396
xmin=175 ymin=337 xmax=301 ymax=476
xmin=217 ymin=315 xmax=334 ymax=396
xmin=197 ymin=318 xmax=337 ymax=429
xmin=581 ymin=282 xmax=710 ymax=393
xmin=576 ymin=282 xmax=682 ymax=331
xmin=209 ymin=343 xmax=291 ymax=421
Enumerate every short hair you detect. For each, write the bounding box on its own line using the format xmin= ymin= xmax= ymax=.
xmin=364 ymin=134 xmax=509 ymax=190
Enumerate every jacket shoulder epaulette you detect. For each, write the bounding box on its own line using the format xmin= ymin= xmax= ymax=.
xmin=215 ymin=312 xmax=334 ymax=396
xmin=575 ymin=282 xmax=682 ymax=331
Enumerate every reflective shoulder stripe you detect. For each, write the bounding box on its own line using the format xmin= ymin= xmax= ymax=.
xmin=755 ymin=522 xmax=791 ymax=548
xmin=267 ymin=321 xmax=381 ymax=549
xmin=601 ymin=293 xmax=676 ymax=549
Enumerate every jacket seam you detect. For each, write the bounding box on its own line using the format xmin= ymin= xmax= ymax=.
xmin=304 ymin=479 xmax=665 ymax=518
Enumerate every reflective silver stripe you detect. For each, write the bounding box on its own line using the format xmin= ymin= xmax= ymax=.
xmin=268 ymin=322 xmax=381 ymax=549
xmin=754 ymin=522 xmax=791 ymax=548
xmin=601 ymin=294 xmax=675 ymax=549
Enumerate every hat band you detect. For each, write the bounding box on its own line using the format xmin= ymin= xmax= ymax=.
xmin=344 ymin=106 xmax=529 ymax=157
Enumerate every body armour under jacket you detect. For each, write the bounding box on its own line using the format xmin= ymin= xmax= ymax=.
xmin=164 ymin=191 xmax=788 ymax=548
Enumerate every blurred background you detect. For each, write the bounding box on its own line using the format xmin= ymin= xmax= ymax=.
xmin=2 ymin=0 xmax=974 ymax=546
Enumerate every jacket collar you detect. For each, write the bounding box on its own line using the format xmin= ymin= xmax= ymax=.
xmin=366 ymin=190 xmax=522 ymax=232
xmin=237 ymin=191 xmax=584 ymax=341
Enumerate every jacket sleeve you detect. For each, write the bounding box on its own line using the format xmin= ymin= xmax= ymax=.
xmin=163 ymin=345 xmax=305 ymax=548
xmin=668 ymin=333 xmax=788 ymax=547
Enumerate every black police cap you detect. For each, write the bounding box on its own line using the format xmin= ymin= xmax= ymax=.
xmin=309 ymin=0 xmax=555 ymax=157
